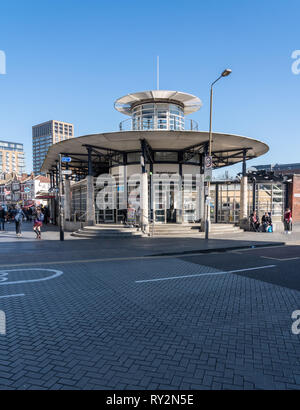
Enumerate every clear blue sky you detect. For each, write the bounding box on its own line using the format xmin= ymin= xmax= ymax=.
xmin=0 ymin=0 xmax=299 ymax=175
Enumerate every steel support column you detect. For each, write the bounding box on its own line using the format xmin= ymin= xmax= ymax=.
xmin=240 ymin=149 xmax=248 ymax=223
xmin=86 ymin=146 xmax=95 ymax=226
xmin=215 ymin=183 xmax=219 ymax=223
xmin=140 ymin=140 xmax=149 ymax=233
xmin=178 ymin=152 xmax=184 ymax=224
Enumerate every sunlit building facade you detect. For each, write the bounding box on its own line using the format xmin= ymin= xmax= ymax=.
xmin=0 ymin=140 xmax=25 ymax=175
xmin=33 ymin=120 xmax=74 ymax=174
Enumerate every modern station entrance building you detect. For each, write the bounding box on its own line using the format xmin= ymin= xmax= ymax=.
xmin=41 ymin=89 xmax=269 ymax=231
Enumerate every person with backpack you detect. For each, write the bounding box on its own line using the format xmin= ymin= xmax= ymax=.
xmin=262 ymin=212 xmax=273 ymax=232
xmin=33 ymin=206 xmax=44 ymax=239
xmin=15 ymin=206 xmax=26 ymax=237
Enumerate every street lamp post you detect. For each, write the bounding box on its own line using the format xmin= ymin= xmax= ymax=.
xmin=58 ymin=154 xmax=64 ymax=241
xmin=205 ymin=69 xmax=232 ymax=240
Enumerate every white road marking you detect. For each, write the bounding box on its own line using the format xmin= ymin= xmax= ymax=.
xmin=0 ymin=269 xmax=63 ymax=286
xmin=0 ymin=294 xmax=25 ymax=299
xmin=261 ymin=256 xmax=300 ymax=261
xmin=230 ymin=245 xmax=286 ymax=254
xmin=0 ymin=251 xmax=278 ymax=268
xmin=135 ymin=265 xmax=277 ymax=284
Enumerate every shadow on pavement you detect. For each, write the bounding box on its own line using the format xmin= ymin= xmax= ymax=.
xmin=0 ymin=222 xmax=287 ymax=265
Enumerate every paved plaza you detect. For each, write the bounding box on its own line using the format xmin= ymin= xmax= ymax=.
xmin=0 ymin=223 xmax=300 ymax=390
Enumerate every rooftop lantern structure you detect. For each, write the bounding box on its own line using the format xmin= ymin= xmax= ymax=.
xmin=115 ymin=91 xmax=202 ymax=132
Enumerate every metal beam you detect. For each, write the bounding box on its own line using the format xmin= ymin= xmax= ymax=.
xmin=181 ymin=141 xmax=209 ymax=153
xmin=61 ymin=152 xmax=90 ymax=157
xmin=140 ymin=139 xmax=146 ymax=173
xmin=212 ymin=147 xmax=252 ymax=155
xmin=242 ymin=149 xmax=247 ymax=176
xmin=82 ymin=144 xmax=124 ymax=155
xmin=140 ymin=138 xmax=154 ymax=163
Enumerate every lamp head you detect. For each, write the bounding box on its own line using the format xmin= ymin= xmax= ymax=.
xmin=221 ymin=69 xmax=232 ymax=77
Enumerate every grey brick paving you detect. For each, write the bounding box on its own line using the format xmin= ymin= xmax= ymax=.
xmin=0 ymin=251 xmax=299 ymax=390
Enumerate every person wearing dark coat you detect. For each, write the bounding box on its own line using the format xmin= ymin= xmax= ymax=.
xmin=0 ymin=206 xmax=6 ymax=231
xmin=262 ymin=212 xmax=273 ymax=232
xmin=250 ymin=211 xmax=260 ymax=232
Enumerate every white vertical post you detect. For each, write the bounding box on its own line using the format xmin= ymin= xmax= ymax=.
xmin=123 ymin=163 xmax=128 ymax=210
xmin=240 ymin=176 xmax=248 ymax=221
xmin=86 ymin=176 xmax=95 ymax=226
xmin=142 ymin=172 xmax=149 ymax=232
xmin=64 ymin=178 xmax=71 ymax=221
xmin=196 ymin=173 xmax=205 ymax=223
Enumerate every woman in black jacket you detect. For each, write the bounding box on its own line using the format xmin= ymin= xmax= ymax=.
xmin=262 ymin=212 xmax=273 ymax=232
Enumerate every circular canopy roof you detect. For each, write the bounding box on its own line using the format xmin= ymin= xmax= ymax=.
xmin=41 ymin=130 xmax=269 ymax=173
xmin=114 ymin=90 xmax=203 ymax=116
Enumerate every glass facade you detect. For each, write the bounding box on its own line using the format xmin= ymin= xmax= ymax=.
xmin=132 ymin=103 xmax=184 ymax=131
xmin=33 ymin=121 xmax=74 ymax=174
xmin=0 ymin=140 xmax=25 ymax=175
xmin=70 ymin=173 xmax=287 ymax=226
xmin=210 ymin=182 xmax=286 ymax=224
xmin=256 ymin=183 xmax=285 ymax=217
xmin=71 ymin=183 xmax=87 ymax=219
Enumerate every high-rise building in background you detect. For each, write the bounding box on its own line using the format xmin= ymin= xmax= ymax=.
xmin=0 ymin=140 xmax=26 ymax=175
xmin=32 ymin=120 xmax=74 ymax=174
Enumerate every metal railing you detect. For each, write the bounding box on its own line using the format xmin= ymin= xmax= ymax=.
xmin=119 ymin=118 xmax=199 ymax=132
xmin=71 ymin=211 xmax=87 ymax=223
xmin=149 ymin=218 xmax=155 ymax=237
xmin=121 ymin=210 xmax=152 ymax=236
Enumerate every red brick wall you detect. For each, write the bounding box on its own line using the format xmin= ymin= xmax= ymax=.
xmin=275 ymin=169 xmax=300 ymax=175
xmin=291 ymin=175 xmax=300 ymax=222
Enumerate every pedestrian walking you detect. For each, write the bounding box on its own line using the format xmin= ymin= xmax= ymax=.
xmin=7 ymin=206 xmax=14 ymax=224
xmin=42 ymin=206 xmax=49 ymax=225
xmin=136 ymin=206 xmax=141 ymax=228
xmin=0 ymin=205 xmax=6 ymax=231
xmin=284 ymin=208 xmax=292 ymax=234
xmin=33 ymin=207 xmax=44 ymax=239
xmin=15 ymin=206 xmax=26 ymax=237
xmin=121 ymin=208 xmax=128 ymax=225
xmin=26 ymin=206 xmax=33 ymax=222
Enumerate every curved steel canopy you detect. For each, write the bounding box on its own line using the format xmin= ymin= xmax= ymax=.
xmin=41 ymin=130 xmax=269 ymax=174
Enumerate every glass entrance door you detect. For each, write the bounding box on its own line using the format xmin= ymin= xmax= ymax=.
xmin=96 ymin=209 xmax=115 ymax=224
xmin=216 ymin=184 xmax=240 ymax=224
xmin=154 ymin=183 xmax=177 ymax=223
